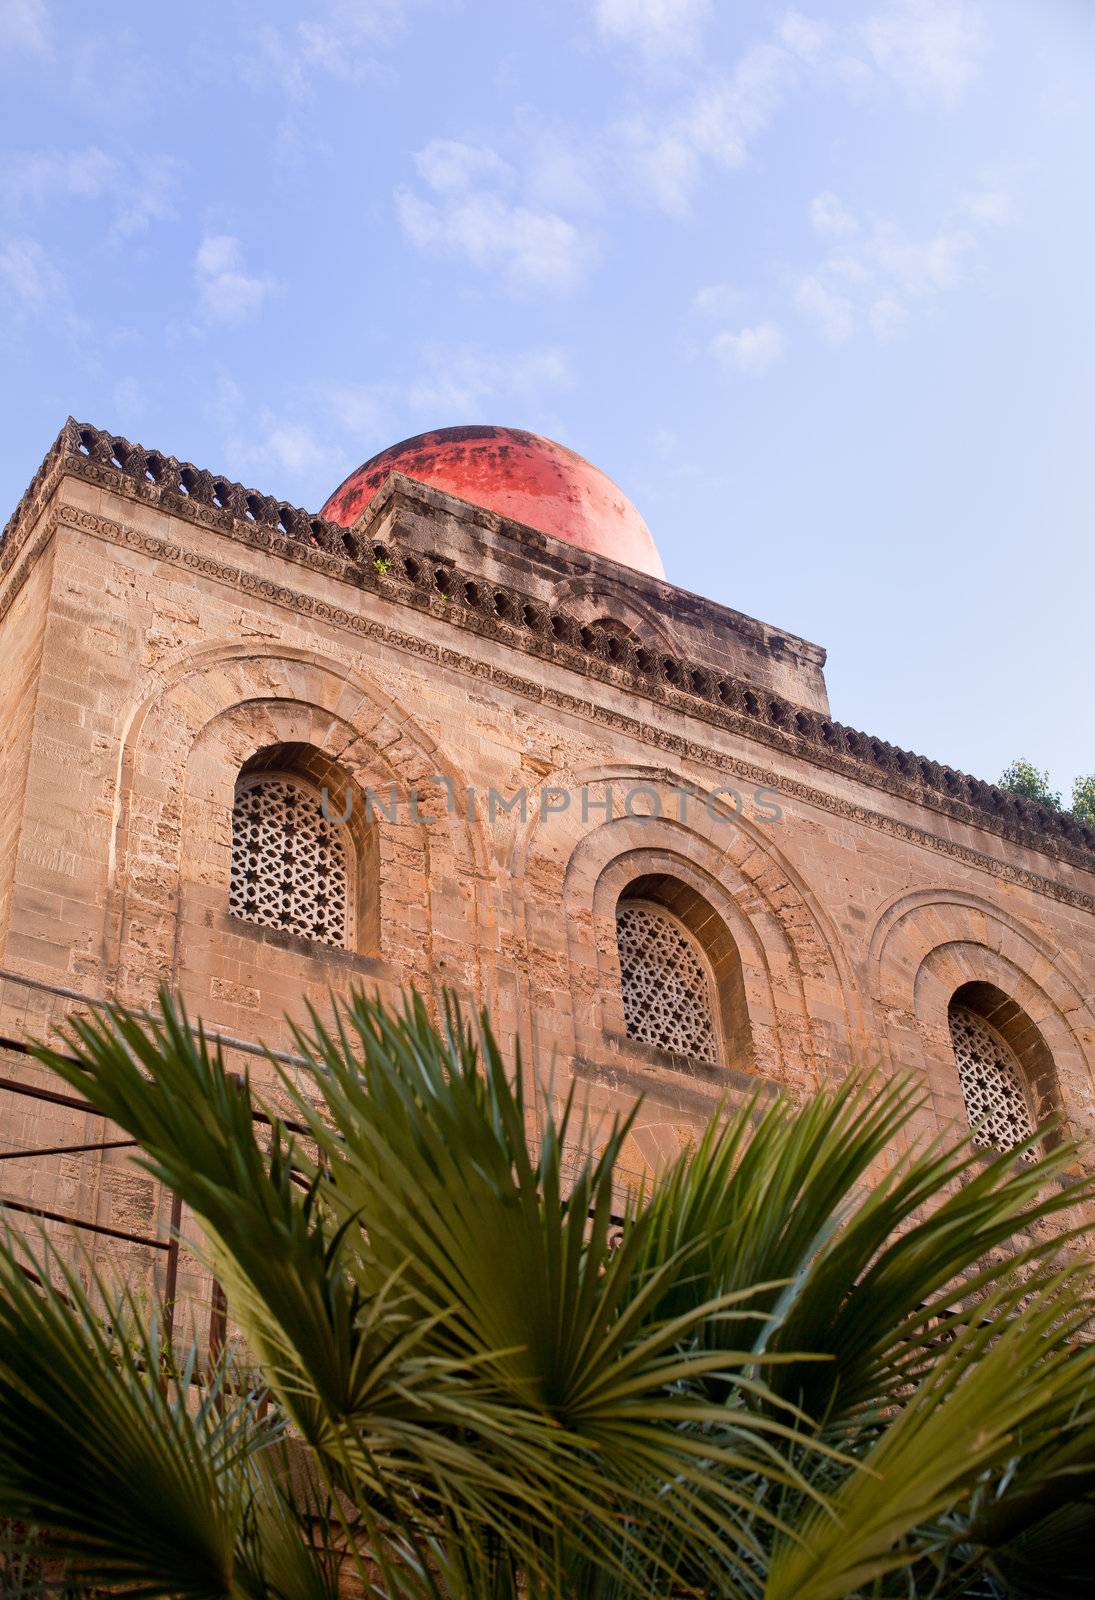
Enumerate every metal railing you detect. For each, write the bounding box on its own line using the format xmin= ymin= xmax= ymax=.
xmin=0 ymin=1037 xmax=187 ymax=1345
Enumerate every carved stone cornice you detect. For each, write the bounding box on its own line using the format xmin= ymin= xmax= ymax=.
xmin=4 ymin=419 xmax=1094 ymax=879
xmin=0 ymin=512 xmax=58 ymax=624
xmin=44 ymin=503 xmax=1095 ymax=916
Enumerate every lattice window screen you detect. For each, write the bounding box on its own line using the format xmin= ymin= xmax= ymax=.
xmin=949 ymin=1004 xmax=1036 ymax=1159
xmin=230 ymin=776 xmax=349 ymax=948
xmin=616 ymin=903 xmax=719 ymax=1064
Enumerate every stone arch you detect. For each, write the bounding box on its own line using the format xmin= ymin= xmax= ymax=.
xmin=611 ymin=865 xmax=752 ymax=1070
xmin=508 ymin=762 xmax=860 ymax=1096
xmin=867 ymin=888 xmax=1095 ymax=1146
xmin=948 ymin=981 xmax=1055 ymax=1150
xmin=105 ymin=642 xmax=494 ymax=1023
xmin=547 ymin=572 xmax=679 ymax=655
xmin=230 ymin=742 xmax=379 ymax=956
xmin=615 ymin=872 xmax=752 ymax=1069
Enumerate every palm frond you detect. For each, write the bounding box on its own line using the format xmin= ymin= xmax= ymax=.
xmin=21 ymin=987 xmax=1095 ymax=1600
xmin=0 ymin=1229 xmax=270 ymax=1600
xmin=764 ymin=1264 xmax=1094 ymax=1599
xmin=628 ymin=1068 xmax=1088 ymax=1427
xmin=31 ymin=991 xmax=836 ymax=1596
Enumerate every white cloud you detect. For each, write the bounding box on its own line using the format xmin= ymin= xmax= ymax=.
xmin=688 ymin=42 xmax=798 ymax=167
xmin=692 ymin=281 xmax=741 ymax=317
xmin=248 ymin=0 xmax=414 ymax=96
xmin=964 ymin=186 xmax=1018 ymax=226
xmin=1 ymin=147 xmax=180 ymax=237
xmin=603 ymin=1 xmax=986 ymax=221
xmin=195 ymin=235 xmax=278 ymax=325
xmin=526 ymin=131 xmax=603 ymax=213
xmin=229 ymin=417 xmax=344 ymax=485
xmin=778 ymin=10 xmax=830 ymax=61
xmin=2 ymin=147 xmax=116 ymax=205
xmin=791 ymin=180 xmax=995 ymax=350
xmin=0 ymin=234 xmax=95 ymax=357
xmin=618 ymin=126 xmax=698 ymax=217
xmin=792 ymin=196 xmax=986 ymax=352
xmin=397 ymin=144 xmax=593 ymax=293
xmin=824 ymin=252 xmax=872 ymax=284
xmin=407 ymin=343 xmax=573 ymax=415
xmin=394 ymin=2 xmax=1000 ymax=308
xmin=866 ymin=222 xmax=972 ymax=295
xmin=416 ymin=1 xmax=992 ymax=269
xmin=595 ymin=0 xmax=712 ymax=61
xmin=711 ymin=322 xmax=786 ymax=375
xmin=413 ymin=139 xmax=512 ymax=194
xmin=810 ymin=190 xmax=858 ymax=237
xmin=795 ymin=274 xmax=855 ymax=343
xmin=0 ymin=235 xmax=65 ymax=313
xmin=112 ymin=156 xmax=180 ymax=238
xmin=622 ymin=35 xmax=804 ymax=214
xmin=1 ymin=0 xmax=50 ymax=55
xmin=325 ymin=383 xmax=391 ymax=439
xmin=864 ymin=0 xmax=987 ymax=107
xmin=262 ymin=424 xmax=337 ymax=475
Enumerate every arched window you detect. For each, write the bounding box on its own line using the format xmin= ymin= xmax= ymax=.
xmin=230 ymin=773 xmax=349 ymax=948
xmin=616 ymin=901 xmax=720 ymax=1064
xmin=589 ymin=618 xmax=637 ymax=662
xmin=949 ymin=1001 xmax=1036 ymax=1160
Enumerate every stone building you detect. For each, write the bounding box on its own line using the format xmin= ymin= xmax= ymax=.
xmin=1 ymin=418 xmax=1092 ymax=1319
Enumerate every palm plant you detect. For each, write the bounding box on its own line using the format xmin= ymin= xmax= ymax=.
xmin=0 ymin=986 xmax=1090 ymax=1599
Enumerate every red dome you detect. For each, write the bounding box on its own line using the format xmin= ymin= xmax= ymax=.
xmin=320 ymin=425 xmax=664 ymax=579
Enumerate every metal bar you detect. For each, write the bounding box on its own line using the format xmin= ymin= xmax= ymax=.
xmin=0 ymin=968 xmax=312 ymax=1067
xmin=1 ymin=1063 xmax=311 ymax=1139
xmin=1 ymin=971 xmax=624 ymax=1252
xmin=13 ymin=1259 xmax=75 ymax=1305
xmin=207 ymin=1076 xmax=242 ymax=1378
xmin=0 ymin=1195 xmax=170 ymax=1250
xmin=207 ymin=1273 xmax=230 ymax=1417
xmin=0 ymin=1138 xmax=136 ymax=1162
xmin=0 ymin=980 xmax=333 ymax=1357
xmin=163 ymin=1189 xmax=183 ymax=1349
xmin=208 ymin=1277 xmax=228 ymax=1366
xmin=0 ymin=1069 xmax=97 ymax=1114
xmin=250 ymin=1105 xmax=313 ymax=1137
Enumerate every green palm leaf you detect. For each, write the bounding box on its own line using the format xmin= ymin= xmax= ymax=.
xmin=30 ymin=991 xmax=834 ymax=1596
xmin=764 ymin=1266 xmax=1094 ymax=1600
xmin=11 ymin=984 xmax=1092 ymax=1600
xmin=0 ymin=1230 xmax=340 ymax=1600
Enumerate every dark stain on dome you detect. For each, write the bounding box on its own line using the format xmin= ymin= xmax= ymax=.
xmin=320 ymin=425 xmax=664 ymax=578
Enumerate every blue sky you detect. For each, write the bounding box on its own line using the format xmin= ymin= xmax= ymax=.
xmin=2 ymin=0 xmax=1092 ymax=799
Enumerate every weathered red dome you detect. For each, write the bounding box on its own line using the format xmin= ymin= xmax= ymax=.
xmin=320 ymin=425 xmax=664 ymax=579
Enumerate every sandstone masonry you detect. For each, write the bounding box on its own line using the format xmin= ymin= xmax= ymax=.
xmin=1 ymin=420 xmax=1092 ymax=1325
